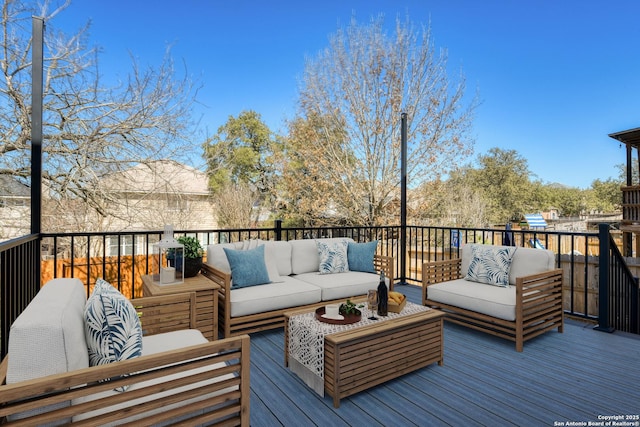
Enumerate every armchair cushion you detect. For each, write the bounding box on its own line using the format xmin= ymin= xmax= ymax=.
xmin=7 ymin=278 xmax=89 ymax=383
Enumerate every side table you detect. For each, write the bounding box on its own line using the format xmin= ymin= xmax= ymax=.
xmin=142 ymin=274 xmax=219 ymax=341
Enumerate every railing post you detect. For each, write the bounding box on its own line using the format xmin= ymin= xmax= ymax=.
xmin=595 ymin=223 xmax=614 ymax=332
xmin=399 ymin=113 xmax=408 ymax=285
xmin=274 ymin=219 xmax=282 ymax=241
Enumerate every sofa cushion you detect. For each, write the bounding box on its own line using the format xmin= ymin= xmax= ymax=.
xmin=508 ymin=246 xmax=555 ymax=285
xmin=427 ymin=278 xmax=516 ymax=321
xmin=206 ymin=242 xmax=243 ymax=274
xmin=230 ymin=276 xmax=321 ymax=317
xmin=85 ymin=279 xmax=143 ymax=374
xmin=262 ymin=240 xmax=293 ymax=276
xmin=290 ymin=238 xmax=354 ymax=274
xmin=347 ymin=240 xmax=378 ymax=273
xmin=465 ymin=245 xmax=516 ymax=287
xmin=317 ymin=239 xmax=349 ymax=274
xmin=7 ymin=278 xmax=89 ymax=383
xmin=207 ymin=240 xmax=281 ymax=283
xmin=73 ymin=329 xmax=237 ymax=426
xmin=224 ymin=245 xmax=271 ymax=288
xmin=295 ymin=271 xmax=383 ymax=301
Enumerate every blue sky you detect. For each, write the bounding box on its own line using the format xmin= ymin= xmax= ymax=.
xmin=53 ymin=1 xmax=640 ymax=189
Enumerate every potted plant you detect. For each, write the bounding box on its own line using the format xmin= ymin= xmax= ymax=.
xmin=176 ymin=236 xmax=204 ymax=278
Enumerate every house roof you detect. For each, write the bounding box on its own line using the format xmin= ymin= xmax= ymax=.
xmin=102 ymin=160 xmax=210 ymax=195
xmin=609 ymin=127 xmax=640 ymax=147
xmin=0 ymin=175 xmax=30 ymax=198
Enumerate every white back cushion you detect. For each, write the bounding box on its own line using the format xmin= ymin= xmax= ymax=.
xmin=7 ymin=278 xmax=89 ymax=383
xmin=205 ymin=242 xmax=243 ymax=273
xmin=508 ymin=246 xmax=555 ymax=285
xmin=460 ymin=244 xmax=555 ymax=285
xmin=290 ymin=238 xmax=354 ymax=275
xmin=262 ymin=240 xmax=293 ymax=276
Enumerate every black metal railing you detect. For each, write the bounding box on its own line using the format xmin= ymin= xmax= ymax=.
xmin=597 ymin=223 xmax=640 ymax=334
xmin=0 ymin=234 xmax=41 ymax=358
xmin=2 ymin=222 xmax=632 ymax=359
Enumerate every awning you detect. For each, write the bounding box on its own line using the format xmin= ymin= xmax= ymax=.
xmin=524 ymin=214 xmax=547 ymax=229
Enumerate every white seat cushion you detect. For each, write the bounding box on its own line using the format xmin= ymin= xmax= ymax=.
xmin=295 ymin=271 xmax=382 ymax=301
xmin=230 ymin=276 xmax=321 ymax=317
xmin=427 ymin=278 xmax=516 ymax=321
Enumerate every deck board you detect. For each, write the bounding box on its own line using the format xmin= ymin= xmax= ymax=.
xmin=248 ymin=284 xmax=640 ymax=426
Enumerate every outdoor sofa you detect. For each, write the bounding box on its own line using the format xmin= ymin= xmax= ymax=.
xmin=0 ymin=278 xmax=250 ymax=426
xmin=422 ymin=243 xmax=564 ymax=351
xmin=202 ymin=237 xmax=394 ymax=337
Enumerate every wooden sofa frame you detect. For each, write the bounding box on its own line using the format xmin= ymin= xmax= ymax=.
xmin=202 ymin=254 xmax=394 ymax=338
xmin=422 ymin=258 xmax=564 ymax=352
xmin=0 ymin=292 xmax=250 ymax=426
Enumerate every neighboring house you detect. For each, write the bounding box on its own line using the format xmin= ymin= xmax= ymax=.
xmin=96 ymin=160 xmax=217 ymax=256
xmin=0 ymin=175 xmax=30 ymax=242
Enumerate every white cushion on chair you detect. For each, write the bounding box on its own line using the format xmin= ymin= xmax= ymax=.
xmin=508 ymin=246 xmax=555 ymax=285
xmin=427 ymin=278 xmax=516 ymax=321
xmin=7 ymin=278 xmax=89 ymax=383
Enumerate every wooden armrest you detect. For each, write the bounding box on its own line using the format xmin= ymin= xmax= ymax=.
xmin=201 ymin=263 xmax=231 ymax=291
xmin=0 ymin=356 xmax=7 ymax=386
xmin=373 ymin=254 xmax=395 ymax=289
xmin=131 ymin=292 xmax=197 ymax=336
xmin=422 ymin=258 xmax=462 ymax=286
xmin=0 ymin=335 xmax=251 ymax=426
xmin=515 ymin=268 xmax=564 ymax=304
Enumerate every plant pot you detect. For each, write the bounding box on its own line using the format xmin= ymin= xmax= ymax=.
xmin=183 ymin=256 xmax=203 ymax=278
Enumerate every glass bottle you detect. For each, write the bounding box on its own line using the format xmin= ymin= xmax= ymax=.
xmin=377 ymin=270 xmax=388 ymax=316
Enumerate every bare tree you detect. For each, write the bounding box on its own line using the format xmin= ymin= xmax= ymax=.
xmin=215 ymin=182 xmax=256 ymax=229
xmin=284 ymin=14 xmax=477 ymax=226
xmin=0 ymin=0 xmax=201 ymax=230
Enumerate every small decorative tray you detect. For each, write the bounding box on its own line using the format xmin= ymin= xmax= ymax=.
xmin=315 ymin=307 xmax=362 ymax=325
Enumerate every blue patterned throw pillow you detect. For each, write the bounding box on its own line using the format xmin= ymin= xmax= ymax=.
xmin=347 ymin=240 xmax=378 ymax=273
xmin=224 ymin=245 xmax=271 ymax=289
xmin=317 ymin=240 xmax=349 ymax=274
xmin=84 ymin=278 xmax=142 ymax=390
xmin=465 ymin=245 xmax=517 ymax=287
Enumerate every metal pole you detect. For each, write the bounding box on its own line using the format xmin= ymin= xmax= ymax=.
xmin=400 ymin=113 xmax=407 ymax=285
xmin=595 ymin=223 xmax=614 ymax=332
xmin=31 ymin=17 xmax=44 ymax=236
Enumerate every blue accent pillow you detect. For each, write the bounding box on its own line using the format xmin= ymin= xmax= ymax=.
xmin=224 ymin=245 xmax=271 ymax=288
xmin=84 ymin=278 xmax=142 ymax=391
xmin=347 ymin=240 xmax=378 ymax=273
xmin=465 ymin=245 xmax=516 ymax=287
xmin=317 ymin=240 xmax=349 ymax=274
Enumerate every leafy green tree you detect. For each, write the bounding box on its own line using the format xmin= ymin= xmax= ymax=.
xmin=283 ymin=15 xmax=477 ymax=226
xmin=471 ymin=148 xmax=534 ymax=223
xmin=588 ymin=178 xmax=622 ymax=212
xmin=542 ymin=184 xmax=586 ymax=217
xmin=203 ymin=110 xmax=278 ymax=195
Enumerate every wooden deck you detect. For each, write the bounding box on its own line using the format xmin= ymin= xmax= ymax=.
xmin=248 ymin=284 xmax=640 ymax=426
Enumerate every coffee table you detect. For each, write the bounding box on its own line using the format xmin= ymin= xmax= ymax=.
xmin=284 ymin=301 xmax=444 ymax=407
